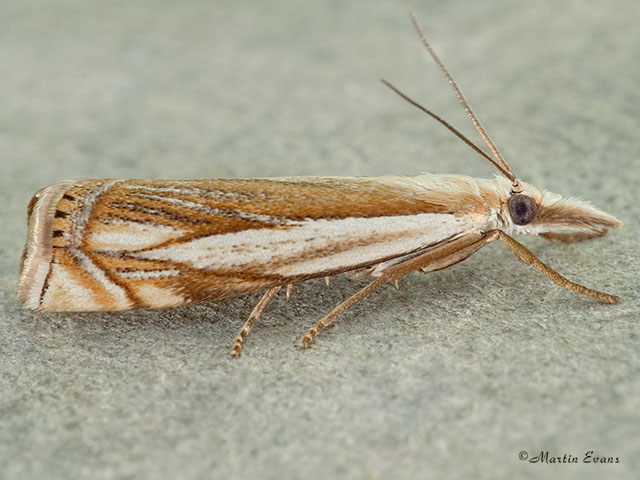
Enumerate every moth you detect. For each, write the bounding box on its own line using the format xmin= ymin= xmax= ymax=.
xmin=19 ymin=14 xmax=621 ymax=356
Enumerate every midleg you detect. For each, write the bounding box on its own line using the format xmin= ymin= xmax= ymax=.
xmin=301 ymin=231 xmax=499 ymax=348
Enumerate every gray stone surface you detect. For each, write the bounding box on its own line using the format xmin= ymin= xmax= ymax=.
xmin=1 ymin=1 xmax=638 ymax=479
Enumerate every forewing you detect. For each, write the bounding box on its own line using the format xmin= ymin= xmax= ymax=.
xmin=20 ymin=177 xmax=478 ymax=310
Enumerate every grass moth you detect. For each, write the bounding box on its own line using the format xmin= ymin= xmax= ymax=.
xmin=19 ymin=14 xmax=621 ymax=356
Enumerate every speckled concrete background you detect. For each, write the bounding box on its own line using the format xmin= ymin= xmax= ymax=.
xmin=1 ymin=1 xmax=638 ymax=479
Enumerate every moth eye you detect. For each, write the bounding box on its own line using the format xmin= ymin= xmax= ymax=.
xmin=508 ymin=194 xmax=538 ymax=225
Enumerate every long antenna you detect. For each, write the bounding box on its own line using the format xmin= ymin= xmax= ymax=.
xmin=380 ymin=79 xmax=514 ymax=180
xmin=409 ymin=11 xmax=521 ymax=191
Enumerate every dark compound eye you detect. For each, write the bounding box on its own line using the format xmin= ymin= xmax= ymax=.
xmin=508 ymin=194 xmax=538 ymax=225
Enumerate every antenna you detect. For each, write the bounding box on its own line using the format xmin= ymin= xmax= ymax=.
xmin=380 ymin=79 xmax=514 ymax=181
xmin=390 ymin=11 xmax=522 ymax=191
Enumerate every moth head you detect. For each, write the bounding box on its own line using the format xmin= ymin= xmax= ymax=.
xmin=496 ymin=177 xmax=622 ymax=238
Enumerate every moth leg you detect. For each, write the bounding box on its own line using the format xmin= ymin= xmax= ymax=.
xmin=230 ymin=286 xmax=282 ymax=357
xmin=301 ymin=231 xmax=498 ymax=348
xmin=497 ymin=231 xmax=619 ymax=304
xmin=541 ymin=230 xmax=608 ymax=243
xmin=301 ymin=276 xmax=387 ymax=348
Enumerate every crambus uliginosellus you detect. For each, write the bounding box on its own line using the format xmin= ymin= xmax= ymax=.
xmin=19 ymin=14 xmax=621 ymax=356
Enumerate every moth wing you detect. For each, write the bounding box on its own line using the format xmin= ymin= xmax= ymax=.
xmin=21 ymin=176 xmax=483 ymax=310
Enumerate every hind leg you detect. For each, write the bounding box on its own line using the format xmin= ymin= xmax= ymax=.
xmin=230 ymin=286 xmax=281 ymax=357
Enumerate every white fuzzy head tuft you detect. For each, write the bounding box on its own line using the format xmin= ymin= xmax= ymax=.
xmin=487 ymin=176 xmax=621 ymax=237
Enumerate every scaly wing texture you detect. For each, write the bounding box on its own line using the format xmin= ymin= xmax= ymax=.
xmin=20 ymin=176 xmax=488 ymax=311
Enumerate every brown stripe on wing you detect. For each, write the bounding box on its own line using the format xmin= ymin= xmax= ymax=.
xmin=89 ymin=250 xmax=188 ymax=274
xmin=114 ymin=177 xmax=485 ymax=221
xmin=46 ymin=248 xmax=129 ymax=308
xmin=86 ymin=249 xmax=281 ymax=304
xmin=89 ymin=189 xmax=293 ymax=239
xmin=85 ymin=250 xmax=146 ymax=308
